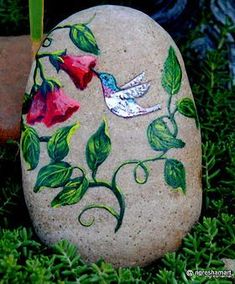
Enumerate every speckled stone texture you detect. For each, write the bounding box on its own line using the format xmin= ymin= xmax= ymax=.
xmin=21 ymin=5 xmax=202 ymax=267
xmin=0 ymin=36 xmax=31 ymax=142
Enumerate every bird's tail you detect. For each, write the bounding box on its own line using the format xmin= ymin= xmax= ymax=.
xmin=141 ymin=104 xmax=161 ymax=114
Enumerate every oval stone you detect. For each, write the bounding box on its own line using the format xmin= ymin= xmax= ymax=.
xmin=21 ymin=5 xmax=202 ymax=267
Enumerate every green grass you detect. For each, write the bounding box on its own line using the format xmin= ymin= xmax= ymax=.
xmin=0 ymin=9 xmax=234 ymax=284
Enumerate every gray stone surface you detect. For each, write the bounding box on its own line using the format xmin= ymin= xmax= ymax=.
xmin=21 ymin=5 xmax=202 ymax=267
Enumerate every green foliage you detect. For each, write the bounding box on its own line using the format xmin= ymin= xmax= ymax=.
xmin=0 ymin=228 xmax=42 ymax=283
xmin=0 ymin=232 xmax=148 ymax=283
xmin=0 ymin=0 xmax=28 ymax=35
xmin=153 ymin=215 xmax=235 ymax=283
xmin=0 ymin=5 xmax=234 ymax=283
xmin=0 ymin=180 xmax=20 ymax=217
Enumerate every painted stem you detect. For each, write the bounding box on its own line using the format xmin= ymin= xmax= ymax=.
xmin=170 ymin=116 xmax=178 ymax=137
xmin=49 ymin=25 xmax=71 ymax=34
xmin=83 ymin=13 xmax=96 ymax=25
xmin=37 ymin=60 xmax=46 ymax=81
xmin=42 ymin=26 xmax=71 ymax=48
xmin=112 ymin=152 xmax=167 ymax=186
xmin=172 ymin=107 xmax=178 ymax=117
xmin=112 ymin=160 xmax=140 ymax=185
xmin=73 ymin=166 xmax=86 ymax=177
xmin=167 ymin=94 xmax=179 ymax=137
xmin=78 ymin=204 xmax=119 ymax=228
xmin=36 ymin=53 xmax=52 ymax=59
xmin=87 ymin=180 xmax=125 ymax=232
xmin=167 ymin=94 xmax=173 ymax=115
xmin=33 ymin=57 xmax=46 ymax=86
xmin=91 ymin=169 xmax=98 ymax=182
xmin=33 ymin=62 xmax=39 ymax=86
xmin=140 ymin=151 xmax=167 ymax=164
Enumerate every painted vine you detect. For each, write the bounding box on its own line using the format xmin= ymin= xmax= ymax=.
xmin=21 ymin=16 xmax=199 ymax=232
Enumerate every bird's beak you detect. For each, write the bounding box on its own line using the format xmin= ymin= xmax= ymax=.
xmin=91 ymin=68 xmax=100 ymax=77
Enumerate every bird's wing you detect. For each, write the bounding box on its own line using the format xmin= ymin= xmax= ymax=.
xmin=113 ymin=82 xmax=151 ymax=100
xmin=121 ymin=72 xmax=145 ymax=89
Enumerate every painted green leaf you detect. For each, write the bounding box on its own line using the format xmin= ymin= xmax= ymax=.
xmin=147 ymin=118 xmax=185 ymax=151
xmin=86 ymin=119 xmax=111 ymax=174
xmin=47 ymin=123 xmax=79 ymax=162
xmin=164 ymin=159 xmax=186 ymax=193
xmin=177 ymin=98 xmax=199 ymax=128
xmin=162 ymin=46 xmax=182 ymax=95
xmin=34 ymin=162 xmax=73 ymax=192
xmin=51 ymin=176 xmax=89 ymax=208
xmin=69 ymin=24 xmax=99 ymax=55
xmin=21 ymin=124 xmax=40 ymax=170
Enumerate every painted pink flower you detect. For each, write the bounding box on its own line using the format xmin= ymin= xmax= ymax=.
xmin=59 ymin=55 xmax=97 ymax=90
xmin=26 ymin=82 xmax=80 ymax=127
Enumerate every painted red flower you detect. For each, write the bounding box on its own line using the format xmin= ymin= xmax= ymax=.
xmin=26 ymin=82 xmax=80 ymax=127
xmin=59 ymin=55 xmax=97 ymax=90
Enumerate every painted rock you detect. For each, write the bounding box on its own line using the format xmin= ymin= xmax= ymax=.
xmin=21 ymin=5 xmax=202 ymax=267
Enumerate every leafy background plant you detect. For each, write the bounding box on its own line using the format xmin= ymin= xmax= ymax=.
xmin=0 ymin=1 xmax=234 ymax=283
xmin=0 ymin=0 xmax=28 ymax=35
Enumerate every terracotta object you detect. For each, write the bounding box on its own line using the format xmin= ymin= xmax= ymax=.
xmin=0 ymin=36 xmax=31 ymax=142
xmin=21 ymin=6 xmax=202 ymax=267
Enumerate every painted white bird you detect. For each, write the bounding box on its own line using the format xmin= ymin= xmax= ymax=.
xmin=94 ymin=71 xmax=161 ymax=118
